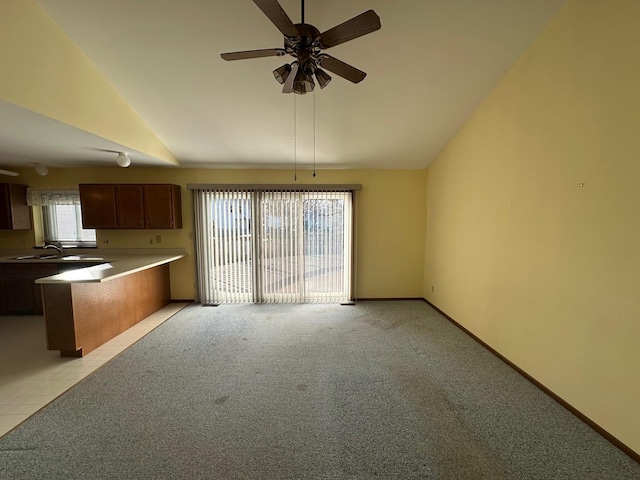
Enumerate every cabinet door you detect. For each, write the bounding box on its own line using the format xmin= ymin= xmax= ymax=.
xmin=79 ymin=184 xmax=117 ymax=229
xmin=0 ymin=267 xmax=5 ymax=314
xmin=1 ymin=264 xmax=59 ymax=314
xmin=115 ymin=184 xmax=144 ymax=228
xmin=8 ymin=184 xmax=32 ymax=229
xmin=143 ymin=185 xmax=182 ymax=229
xmin=0 ymin=184 xmax=31 ymax=230
xmin=0 ymin=184 xmax=11 ymax=229
xmin=2 ymin=264 xmax=36 ymax=314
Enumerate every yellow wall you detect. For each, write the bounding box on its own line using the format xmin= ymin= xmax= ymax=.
xmin=2 ymin=167 xmax=427 ymax=301
xmin=0 ymin=0 xmax=176 ymax=164
xmin=424 ymin=0 xmax=640 ymax=454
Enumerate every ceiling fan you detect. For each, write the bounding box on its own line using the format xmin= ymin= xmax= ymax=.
xmin=221 ymin=0 xmax=381 ymax=94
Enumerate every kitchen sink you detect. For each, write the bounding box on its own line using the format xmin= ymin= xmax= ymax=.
xmin=8 ymin=254 xmax=105 ymax=261
xmin=10 ymin=254 xmax=63 ymax=260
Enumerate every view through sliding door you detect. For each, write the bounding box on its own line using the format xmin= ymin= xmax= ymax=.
xmin=194 ymin=188 xmax=353 ymax=304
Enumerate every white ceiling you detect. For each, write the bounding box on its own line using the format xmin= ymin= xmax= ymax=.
xmin=0 ymin=0 xmax=566 ymax=171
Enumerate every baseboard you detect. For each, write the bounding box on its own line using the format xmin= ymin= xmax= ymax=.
xmin=355 ymin=297 xmax=425 ymax=301
xmin=422 ymin=298 xmax=640 ymax=464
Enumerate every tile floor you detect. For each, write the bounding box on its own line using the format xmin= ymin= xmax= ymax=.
xmin=0 ymin=302 xmax=189 ymax=438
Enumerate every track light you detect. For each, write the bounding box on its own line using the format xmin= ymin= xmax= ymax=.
xmin=34 ymin=164 xmax=49 ymax=176
xmin=273 ymin=64 xmax=292 ymax=84
xmin=314 ymin=69 xmax=332 ymax=89
xmin=293 ymin=69 xmax=314 ymax=95
xmin=116 ymin=152 xmax=131 ymax=168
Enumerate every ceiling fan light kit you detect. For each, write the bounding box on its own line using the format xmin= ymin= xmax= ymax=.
xmin=222 ymin=0 xmax=381 ymax=94
xmin=314 ymin=68 xmax=331 ymax=89
xmin=293 ymin=69 xmax=315 ymax=94
xmin=273 ymin=63 xmax=292 ymax=84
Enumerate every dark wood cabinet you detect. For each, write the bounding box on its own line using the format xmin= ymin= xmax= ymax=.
xmin=0 ymin=183 xmax=32 ymax=230
xmin=79 ymin=184 xmax=182 ymax=229
xmin=115 ymin=184 xmax=145 ymax=228
xmin=0 ymin=263 xmax=58 ymax=314
xmin=143 ymin=184 xmax=182 ymax=229
xmin=79 ymin=184 xmax=117 ymax=229
xmin=0 ymin=273 xmax=5 ymax=313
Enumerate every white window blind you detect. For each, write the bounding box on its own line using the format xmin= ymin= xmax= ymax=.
xmin=27 ymin=189 xmax=96 ymax=246
xmin=192 ymin=186 xmax=356 ymax=304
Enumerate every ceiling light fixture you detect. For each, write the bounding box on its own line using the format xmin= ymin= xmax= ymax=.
xmin=293 ymin=68 xmax=315 ymax=95
xmin=273 ymin=64 xmax=292 ymax=84
xmin=116 ymin=152 xmax=131 ymax=168
xmin=34 ymin=164 xmax=49 ymax=176
xmin=314 ymin=68 xmax=332 ymax=89
xmin=0 ymin=169 xmax=19 ymax=177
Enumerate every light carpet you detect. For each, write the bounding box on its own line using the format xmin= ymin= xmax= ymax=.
xmin=0 ymin=301 xmax=638 ymax=479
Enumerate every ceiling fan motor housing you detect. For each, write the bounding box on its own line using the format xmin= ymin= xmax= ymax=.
xmin=285 ymin=23 xmax=322 ymax=73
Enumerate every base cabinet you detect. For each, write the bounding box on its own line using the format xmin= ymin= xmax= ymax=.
xmin=0 ymin=264 xmax=58 ymax=314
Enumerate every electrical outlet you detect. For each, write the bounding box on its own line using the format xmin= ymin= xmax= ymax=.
xmin=149 ymin=238 xmax=153 ymax=245
xmin=155 ymin=235 xmax=162 ymax=243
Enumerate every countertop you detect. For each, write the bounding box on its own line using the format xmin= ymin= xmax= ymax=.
xmin=0 ymin=248 xmax=186 ymax=284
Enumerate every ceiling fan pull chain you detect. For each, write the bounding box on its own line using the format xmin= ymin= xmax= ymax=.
xmin=294 ymin=92 xmax=297 ymax=181
xmin=313 ymin=89 xmax=316 ymax=178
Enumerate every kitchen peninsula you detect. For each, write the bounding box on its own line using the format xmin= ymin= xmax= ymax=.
xmin=1 ymin=249 xmax=186 ymax=357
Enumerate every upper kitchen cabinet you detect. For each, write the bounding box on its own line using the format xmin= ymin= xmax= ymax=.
xmin=143 ymin=184 xmax=182 ymax=229
xmin=79 ymin=184 xmax=182 ymax=229
xmin=0 ymin=183 xmax=32 ymax=230
xmin=79 ymin=184 xmax=118 ymax=229
xmin=115 ymin=184 xmax=145 ymax=228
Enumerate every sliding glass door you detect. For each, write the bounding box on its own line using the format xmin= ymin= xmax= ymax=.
xmin=301 ymin=194 xmax=350 ymax=301
xmin=193 ymin=188 xmax=353 ymax=304
xmin=255 ymin=191 xmax=303 ymax=303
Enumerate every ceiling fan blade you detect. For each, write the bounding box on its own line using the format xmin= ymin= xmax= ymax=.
xmin=0 ymin=169 xmax=19 ymax=176
xmin=319 ymin=10 xmax=381 ymax=49
xmin=282 ymin=63 xmax=299 ymax=93
xmin=253 ymin=0 xmax=298 ymax=38
xmin=221 ymin=48 xmax=286 ymax=61
xmin=318 ymin=55 xmax=366 ymax=83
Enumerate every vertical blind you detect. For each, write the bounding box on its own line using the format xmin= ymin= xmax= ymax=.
xmin=191 ymin=185 xmax=358 ymax=304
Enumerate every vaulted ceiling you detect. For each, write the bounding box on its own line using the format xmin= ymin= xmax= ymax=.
xmin=0 ymin=0 xmax=566 ymax=171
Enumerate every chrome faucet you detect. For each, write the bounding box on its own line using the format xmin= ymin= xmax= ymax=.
xmin=44 ymin=244 xmax=64 ymax=256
